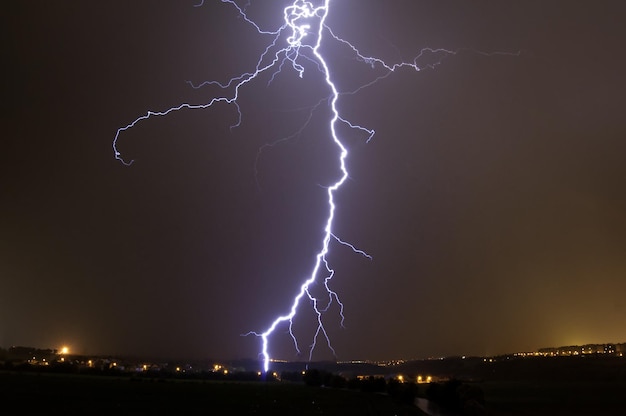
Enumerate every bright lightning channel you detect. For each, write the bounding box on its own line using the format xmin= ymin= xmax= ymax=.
xmin=113 ymin=0 xmax=515 ymax=373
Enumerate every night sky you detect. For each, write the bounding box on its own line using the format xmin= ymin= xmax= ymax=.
xmin=3 ymin=1 xmax=625 ymax=362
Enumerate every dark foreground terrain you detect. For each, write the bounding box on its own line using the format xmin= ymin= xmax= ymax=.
xmin=0 ymin=370 xmax=424 ymax=415
xmin=405 ymin=355 xmax=626 ymax=415
xmin=478 ymin=379 xmax=626 ymax=416
xmin=3 ymin=354 xmax=626 ymax=415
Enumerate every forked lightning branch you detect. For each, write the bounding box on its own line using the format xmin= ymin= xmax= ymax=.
xmin=113 ymin=0 xmax=511 ymax=373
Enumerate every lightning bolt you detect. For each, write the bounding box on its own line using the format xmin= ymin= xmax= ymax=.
xmin=113 ymin=0 xmax=517 ymax=373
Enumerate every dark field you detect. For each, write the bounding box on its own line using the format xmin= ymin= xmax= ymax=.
xmin=478 ymin=380 xmax=626 ymax=416
xmin=0 ymin=371 xmax=424 ymax=415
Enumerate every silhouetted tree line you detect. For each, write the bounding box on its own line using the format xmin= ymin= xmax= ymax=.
xmin=297 ymin=369 xmax=418 ymax=405
xmin=387 ymin=377 xmax=419 ymax=405
xmin=2 ymin=360 xmax=80 ymax=374
xmin=426 ymin=379 xmax=486 ymax=416
xmin=1 ymin=360 xmax=275 ymax=382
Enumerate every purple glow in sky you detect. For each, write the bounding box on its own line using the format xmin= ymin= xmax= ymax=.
xmin=114 ymin=0 xmax=469 ymax=371
xmin=3 ymin=1 xmax=626 ymax=365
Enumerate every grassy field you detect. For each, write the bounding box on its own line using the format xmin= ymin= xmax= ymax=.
xmin=0 ymin=370 xmax=425 ymax=415
xmin=479 ymin=380 xmax=626 ymax=416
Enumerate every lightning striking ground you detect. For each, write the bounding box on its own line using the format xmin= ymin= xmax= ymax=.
xmin=113 ymin=0 xmax=513 ymax=373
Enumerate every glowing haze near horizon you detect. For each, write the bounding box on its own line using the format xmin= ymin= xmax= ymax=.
xmin=2 ymin=1 xmax=626 ymax=365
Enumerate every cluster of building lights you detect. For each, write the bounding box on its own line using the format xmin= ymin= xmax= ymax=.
xmin=513 ymin=343 xmax=624 ymax=358
xmin=416 ymin=375 xmax=433 ymax=383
